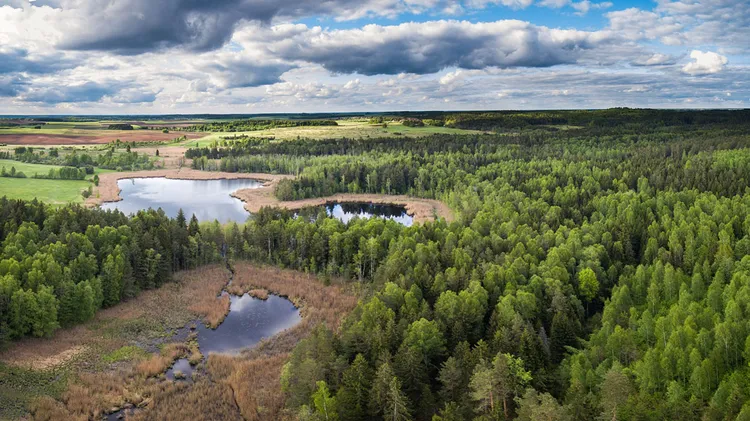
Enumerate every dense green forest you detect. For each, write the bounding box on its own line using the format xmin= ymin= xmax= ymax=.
xmin=4 ymin=109 xmax=750 ymax=420
xmin=173 ymin=118 xmax=338 ymax=133
xmin=0 ymin=201 xmax=224 ymax=343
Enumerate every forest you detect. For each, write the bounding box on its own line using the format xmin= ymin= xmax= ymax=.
xmin=3 ymin=109 xmax=750 ymax=420
xmin=174 ymin=118 xmax=339 ymax=133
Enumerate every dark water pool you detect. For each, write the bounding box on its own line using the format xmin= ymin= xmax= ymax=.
xmin=101 ymin=178 xmax=262 ymax=223
xmin=196 ymin=294 xmax=301 ymax=355
xmin=301 ymin=202 xmax=413 ymax=226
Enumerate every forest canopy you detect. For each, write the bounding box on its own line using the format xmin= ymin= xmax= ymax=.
xmin=3 ymin=109 xmax=750 ymax=420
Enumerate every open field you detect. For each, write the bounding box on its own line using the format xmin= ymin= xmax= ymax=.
xmin=183 ymin=120 xmax=484 ymax=146
xmin=0 ymin=263 xmax=356 ymax=421
xmin=0 ymin=178 xmax=92 ymax=205
xmin=0 ymin=121 xmax=203 ymax=145
xmin=0 ymin=131 xmax=203 ymax=146
xmin=0 ymin=159 xmax=114 ymax=204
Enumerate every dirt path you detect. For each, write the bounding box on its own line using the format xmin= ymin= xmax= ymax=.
xmin=85 ymin=168 xmax=293 ymax=207
xmin=232 ymin=184 xmax=454 ymax=223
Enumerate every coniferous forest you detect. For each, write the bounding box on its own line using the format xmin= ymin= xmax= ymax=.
xmin=3 ymin=109 xmax=750 ymax=420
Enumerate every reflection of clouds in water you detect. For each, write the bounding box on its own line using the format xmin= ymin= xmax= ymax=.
xmin=197 ymin=295 xmax=301 ymax=355
xmin=326 ymin=203 xmax=412 ymax=226
xmin=230 ymin=294 xmax=261 ymax=312
xmin=104 ymin=178 xmax=262 ymax=223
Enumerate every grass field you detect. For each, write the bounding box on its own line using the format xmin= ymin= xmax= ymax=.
xmin=0 ymin=160 xmax=114 ymax=204
xmin=0 ymin=178 xmax=92 ymax=204
xmin=183 ymin=120 xmax=483 ymax=147
xmin=0 ymin=121 xmax=105 ymax=136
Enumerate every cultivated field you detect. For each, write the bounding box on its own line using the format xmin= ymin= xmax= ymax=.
xmin=183 ymin=119 xmax=484 ymax=146
xmin=0 ymin=121 xmax=202 ymax=145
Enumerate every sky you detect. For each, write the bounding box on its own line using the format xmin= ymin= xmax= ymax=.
xmin=0 ymin=0 xmax=747 ymax=114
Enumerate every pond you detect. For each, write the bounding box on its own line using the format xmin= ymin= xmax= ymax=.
xmin=298 ymin=202 xmax=413 ymax=226
xmin=326 ymin=202 xmax=413 ymax=226
xmin=101 ymin=177 xmax=262 ymax=223
xmin=196 ymin=293 xmax=301 ymax=355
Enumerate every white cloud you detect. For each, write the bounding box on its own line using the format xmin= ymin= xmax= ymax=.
xmin=682 ymin=50 xmax=728 ymax=75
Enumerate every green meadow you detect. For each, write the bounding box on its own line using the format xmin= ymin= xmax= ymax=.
xmin=0 ymin=160 xmax=113 ymax=204
xmin=183 ymin=120 xmax=483 ymax=147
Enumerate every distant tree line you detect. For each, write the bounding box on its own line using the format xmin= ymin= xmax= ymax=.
xmin=177 ymin=119 xmax=338 ymax=133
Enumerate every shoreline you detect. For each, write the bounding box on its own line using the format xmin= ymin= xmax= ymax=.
xmin=232 ymin=189 xmax=454 ymax=224
xmin=85 ymin=168 xmax=293 ymax=207
xmin=87 ymin=167 xmax=454 ymax=224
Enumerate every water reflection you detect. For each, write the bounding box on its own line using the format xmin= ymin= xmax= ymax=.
xmin=101 ymin=178 xmax=262 ymax=223
xmin=196 ymin=294 xmax=301 ymax=355
xmin=165 ymin=358 xmax=193 ymax=381
xmin=326 ymin=202 xmax=412 ymax=226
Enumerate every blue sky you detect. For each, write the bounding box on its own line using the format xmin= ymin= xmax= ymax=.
xmin=0 ymin=0 xmax=747 ymax=113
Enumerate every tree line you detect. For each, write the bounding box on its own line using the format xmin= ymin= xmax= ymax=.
xmin=0 ymin=200 xmax=224 ymax=344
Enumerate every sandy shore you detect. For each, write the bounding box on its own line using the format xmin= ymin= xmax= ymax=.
xmin=85 ymin=168 xmax=293 ymax=207
xmin=87 ymin=167 xmax=453 ymax=223
xmin=232 ymin=188 xmax=454 ymax=224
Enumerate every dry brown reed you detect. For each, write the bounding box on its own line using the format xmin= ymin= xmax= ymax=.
xmin=28 ymin=263 xmax=357 ymax=421
xmin=136 ymin=343 xmax=190 ymax=378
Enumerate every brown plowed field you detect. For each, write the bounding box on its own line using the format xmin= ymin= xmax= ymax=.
xmin=0 ymin=132 xmax=203 ymax=145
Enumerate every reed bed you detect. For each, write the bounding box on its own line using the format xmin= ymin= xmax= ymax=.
xmin=28 ymin=263 xmax=357 ymax=421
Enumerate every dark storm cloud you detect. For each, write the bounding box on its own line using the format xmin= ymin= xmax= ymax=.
xmin=198 ymin=60 xmax=296 ymax=89
xmin=255 ymin=20 xmax=611 ymax=75
xmin=19 ymin=81 xmax=124 ymax=104
xmin=0 ymin=48 xmax=75 ymax=74
xmin=0 ymin=75 xmax=28 ymax=97
xmin=55 ymin=0 xmax=405 ymax=54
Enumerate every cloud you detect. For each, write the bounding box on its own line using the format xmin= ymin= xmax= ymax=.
xmin=631 ymin=53 xmax=678 ymax=66
xmin=682 ymin=50 xmax=727 ymax=75
xmin=194 ymin=55 xmax=296 ymax=90
xmin=247 ymin=20 xmax=612 ymax=76
xmin=0 ymin=47 xmax=74 ymax=74
xmin=466 ymin=0 xmax=534 ymax=10
xmin=606 ymin=8 xmax=684 ymax=43
xmin=0 ymin=75 xmax=28 ymax=97
xmin=109 ymin=88 xmax=161 ymax=104
xmin=18 ymin=81 xmax=123 ymax=104
xmin=50 ymin=0 xmax=470 ymax=54
xmin=570 ymin=1 xmax=612 ymax=16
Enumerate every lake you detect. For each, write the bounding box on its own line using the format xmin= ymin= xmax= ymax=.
xmin=326 ymin=202 xmax=413 ymax=226
xmin=101 ymin=177 xmax=262 ymax=223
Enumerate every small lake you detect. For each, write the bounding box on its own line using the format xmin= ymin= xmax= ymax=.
xmin=196 ymin=294 xmax=301 ymax=355
xmin=326 ymin=202 xmax=413 ymax=226
xmin=101 ymin=178 xmax=262 ymax=223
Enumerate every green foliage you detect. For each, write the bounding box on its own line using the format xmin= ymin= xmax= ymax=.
xmin=0 ymin=199 xmax=222 ymax=340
